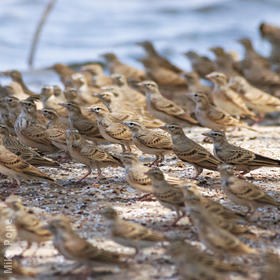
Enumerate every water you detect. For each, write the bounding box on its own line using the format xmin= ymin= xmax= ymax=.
xmin=1 ymin=0 xmax=280 ymax=87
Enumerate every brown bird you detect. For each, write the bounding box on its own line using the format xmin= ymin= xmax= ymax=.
xmin=219 ymin=164 xmax=280 ymax=214
xmin=137 ymin=40 xmax=183 ymax=73
xmin=124 ymin=121 xmax=173 ymax=165
xmin=189 ymin=206 xmax=256 ymax=257
xmin=0 ymin=145 xmax=60 ymax=188
xmin=145 ymin=168 xmax=186 ymax=225
xmin=65 ymin=129 xmax=122 ymax=182
xmin=0 ymin=124 xmax=59 ymax=167
xmin=191 ymin=91 xmax=254 ymax=131
xmin=102 ymin=52 xmax=146 ymax=83
xmin=203 ymin=130 xmax=280 ymax=174
xmin=139 ymin=80 xmax=198 ymax=127
xmin=184 ymin=51 xmax=215 ymax=78
xmin=6 ymin=195 xmax=52 ymax=251
xmin=44 ymin=217 xmax=126 ymax=270
xmin=162 ymin=123 xmax=221 ymax=178
xmin=2 ymin=70 xmax=36 ymax=96
xmin=59 ymin=102 xmax=103 ymax=143
xmin=14 ymin=100 xmax=58 ymax=153
xmin=101 ymin=207 xmax=166 ymax=255
xmin=206 ymin=72 xmax=256 ymax=120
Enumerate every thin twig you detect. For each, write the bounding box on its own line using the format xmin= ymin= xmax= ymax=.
xmin=28 ymin=0 xmax=57 ymax=69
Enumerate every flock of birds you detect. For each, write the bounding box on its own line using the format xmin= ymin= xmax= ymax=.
xmin=1 ymin=22 xmax=280 ymax=279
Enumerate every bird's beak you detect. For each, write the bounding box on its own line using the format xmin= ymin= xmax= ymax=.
xmin=159 ymin=125 xmax=168 ymax=131
xmin=205 ymin=74 xmax=214 ymax=80
xmin=1 ymin=71 xmax=10 ymax=76
xmin=202 ymin=131 xmax=211 ymax=137
xmin=58 ymin=103 xmax=67 ymax=108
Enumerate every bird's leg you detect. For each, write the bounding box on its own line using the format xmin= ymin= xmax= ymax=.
xmin=79 ymin=167 xmax=92 ymax=182
xmin=91 ymin=166 xmax=102 ymax=187
xmin=133 ymin=247 xmax=139 ymax=257
xmin=121 ymin=144 xmax=126 ymax=152
xmin=126 ymin=144 xmax=131 ymax=152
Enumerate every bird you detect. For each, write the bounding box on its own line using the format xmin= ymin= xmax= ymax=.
xmin=203 ymin=130 xmax=280 ymax=174
xmin=3 ymin=95 xmax=21 ymax=127
xmin=44 ymin=217 xmax=126 ymax=270
xmin=189 ymin=206 xmax=256 ymax=257
xmin=138 ymin=80 xmax=198 ymax=127
xmin=145 ymin=168 xmax=186 ymax=225
xmin=229 ymin=76 xmax=280 ymax=119
xmin=167 ymin=241 xmax=247 ymax=277
xmin=0 ymin=145 xmax=60 ymax=188
xmin=65 ymin=129 xmax=122 ymax=183
xmin=0 ymin=124 xmax=59 ymax=167
xmin=2 ymin=70 xmax=36 ymax=96
xmin=121 ymin=152 xmax=193 ymax=193
xmin=209 ymin=47 xmax=240 ymax=77
xmin=237 ymin=37 xmax=270 ymax=69
xmin=218 ymin=164 xmax=280 ymax=214
xmin=206 ymin=72 xmax=256 ymax=120
xmin=88 ymin=105 xmax=132 ymax=152
xmin=102 ymin=52 xmax=146 ymax=83
xmin=139 ymin=57 xmax=187 ymax=87
xmin=183 ymin=184 xmax=248 ymax=223
xmin=137 ymin=40 xmax=183 ymax=73
xmin=14 ymin=100 xmax=58 ymax=153
xmin=191 ymin=91 xmax=255 ymax=131
xmin=59 ymin=102 xmax=103 ymax=143
xmin=162 ymin=123 xmax=221 ymax=178
xmin=101 ymin=207 xmax=166 ymax=255
xmin=184 ymin=51 xmax=215 ymax=78
xmin=5 ymin=195 xmax=52 ymax=251
xmin=124 ymin=121 xmax=173 ymax=165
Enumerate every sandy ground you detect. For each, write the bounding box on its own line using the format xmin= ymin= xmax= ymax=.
xmin=2 ymin=125 xmax=280 ymax=280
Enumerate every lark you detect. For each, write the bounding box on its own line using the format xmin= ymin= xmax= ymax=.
xmin=206 ymin=72 xmax=256 ymax=120
xmin=139 ymin=80 xmax=198 ymax=127
xmin=124 ymin=121 xmax=172 ymax=165
xmin=229 ymin=76 xmax=280 ymax=118
xmin=0 ymin=124 xmax=59 ymax=167
xmin=66 ymin=129 xmax=122 ymax=182
xmin=167 ymin=241 xmax=247 ymax=276
xmin=6 ymin=196 xmax=52 ymax=251
xmin=89 ymin=105 xmax=132 ymax=152
xmin=59 ymin=102 xmax=103 ymax=143
xmin=102 ymin=52 xmax=146 ymax=83
xmin=219 ymin=164 xmax=280 ymax=214
xmin=14 ymin=100 xmax=58 ymax=153
xmin=0 ymin=145 xmax=60 ymax=188
xmin=203 ymin=130 xmax=280 ymax=174
xmin=145 ymin=168 xmax=186 ymax=225
xmin=121 ymin=152 xmax=193 ymax=193
xmin=101 ymin=207 xmax=166 ymax=255
xmin=162 ymin=123 xmax=221 ymax=178
xmin=44 ymin=217 xmax=126 ymax=270
xmin=191 ymin=91 xmax=255 ymax=131
xmin=189 ymin=207 xmax=256 ymax=257
xmin=137 ymin=40 xmax=183 ymax=73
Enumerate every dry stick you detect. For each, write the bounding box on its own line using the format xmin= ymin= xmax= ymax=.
xmin=28 ymin=0 xmax=57 ymax=69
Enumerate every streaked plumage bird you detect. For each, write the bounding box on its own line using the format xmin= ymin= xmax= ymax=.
xmin=124 ymin=121 xmax=172 ymax=165
xmin=219 ymin=164 xmax=280 ymax=214
xmin=162 ymin=123 xmax=221 ymax=178
xmin=139 ymin=80 xmax=198 ymax=127
xmin=145 ymin=168 xmax=186 ymax=225
xmin=101 ymin=207 xmax=166 ymax=255
xmin=89 ymin=105 xmax=132 ymax=152
xmin=203 ymin=130 xmax=280 ymax=174
xmin=44 ymin=217 xmax=126 ymax=269
xmin=0 ymin=124 xmax=59 ymax=167
xmin=66 ymin=129 xmax=122 ymax=182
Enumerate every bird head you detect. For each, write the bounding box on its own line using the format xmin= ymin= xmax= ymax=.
xmin=137 ymin=80 xmax=158 ymax=93
xmin=100 ymin=207 xmax=118 ymax=221
xmin=191 ymin=91 xmax=209 ymax=105
xmin=123 ymin=121 xmax=142 ymax=132
xmin=206 ymin=72 xmax=228 ymax=85
xmin=202 ymin=130 xmax=226 ymax=142
xmin=4 ymin=96 xmax=19 ymax=108
xmin=160 ymin=123 xmax=183 ymax=136
xmin=145 ymin=167 xmax=165 ymax=181
xmin=59 ymin=102 xmax=80 ymax=114
xmin=42 ymin=108 xmax=59 ymax=120
xmin=0 ymin=124 xmax=10 ymax=136
xmin=20 ymin=100 xmax=37 ymax=114
xmin=120 ymin=152 xmax=138 ymax=165
xmin=217 ymin=164 xmax=235 ymax=175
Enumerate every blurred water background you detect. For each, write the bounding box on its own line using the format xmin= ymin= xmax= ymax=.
xmin=1 ymin=0 xmax=280 ymax=88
